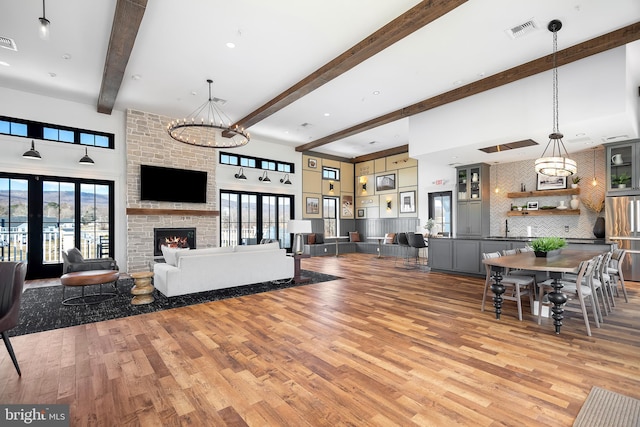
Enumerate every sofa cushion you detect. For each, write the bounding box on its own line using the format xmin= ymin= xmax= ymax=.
xmin=307 ymin=233 xmax=316 ymax=244
xmin=349 ymin=231 xmax=360 ymax=242
xmin=161 ymin=246 xmax=190 ymax=266
xmin=235 ymin=242 xmax=280 ymax=252
xmin=66 ymin=247 xmax=84 ymax=263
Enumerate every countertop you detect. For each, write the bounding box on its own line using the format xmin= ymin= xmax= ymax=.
xmin=438 ymin=236 xmax=608 ymax=245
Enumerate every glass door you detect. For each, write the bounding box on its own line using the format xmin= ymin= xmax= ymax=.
xmin=42 ymin=180 xmax=75 ymax=265
xmin=0 ymin=177 xmax=29 ymax=263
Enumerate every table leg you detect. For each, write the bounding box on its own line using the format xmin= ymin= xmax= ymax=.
xmin=490 ymin=266 xmax=505 ymax=320
xmin=377 ymin=239 xmax=383 ymax=258
xmin=547 ymin=272 xmax=568 ymax=334
xmin=335 ymin=239 xmax=340 ymax=257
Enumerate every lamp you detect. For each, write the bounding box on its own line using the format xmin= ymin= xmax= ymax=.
xmin=167 ymin=79 xmax=249 ymax=149
xmin=280 ymin=174 xmax=292 ymax=185
xmin=38 ymin=0 xmax=50 ymax=40
xmin=288 ymin=219 xmax=312 ymax=254
xmin=78 ymin=147 xmax=94 ymax=165
xmin=258 ymin=171 xmax=271 ymax=183
xmin=591 ymin=147 xmax=598 ymax=186
xmin=534 ymin=20 xmax=577 ymax=177
xmin=234 ymin=167 xmax=247 ymax=180
xmin=23 ymin=140 xmax=41 ymax=160
xmin=494 ymin=163 xmax=499 ymax=193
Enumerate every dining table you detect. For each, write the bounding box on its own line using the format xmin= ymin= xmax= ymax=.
xmin=325 ymin=235 xmax=350 ymax=257
xmin=366 ymin=236 xmax=387 ymax=258
xmin=481 ymin=249 xmax=603 ymax=334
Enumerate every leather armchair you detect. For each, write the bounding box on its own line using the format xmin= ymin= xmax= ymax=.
xmin=0 ymin=261 xmax=27 ymax=375
xmin=61 ymin=248 xmax=118 ymax=274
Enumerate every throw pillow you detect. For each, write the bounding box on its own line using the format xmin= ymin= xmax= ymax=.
xmin=349 ymin=231 xmax=360 ymax=242
xmin=307 ymin=233 xmax=316 ymax=244
xmin=66 ymin=247 xmax=84 ymax=263
xmin=161 ymin=245 xmax=188 ymax=266
xmin=384 ymin=233 xmax=396 ymax=244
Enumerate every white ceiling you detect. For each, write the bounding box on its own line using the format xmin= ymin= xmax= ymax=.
xmin=1 ymin=0 xmax=639 ymax=164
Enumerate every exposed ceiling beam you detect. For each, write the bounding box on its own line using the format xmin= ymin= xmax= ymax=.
xmin=353 ymin=145 xmax=409 ymax=163
xmin=296 ymin=21 xmax=640 ymax=152
xmin=97 ymin=0 xmax=147 ymax=114
xmin=233 ymin=0 xmax=467 ymax=130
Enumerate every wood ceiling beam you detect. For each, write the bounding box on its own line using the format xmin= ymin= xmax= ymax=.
xmin=296 ymin=21 xmax=640 ymax=153
xmin=233 ymin=0 xmax=467 ymax=130
xmin=97 ymin=0 xmax=148 ymax=115
xmin=353 ymin=145 xmax=409 ymax=164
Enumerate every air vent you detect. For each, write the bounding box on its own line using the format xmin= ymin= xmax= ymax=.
xmin=505 ymin=19 xmax=539 ymax=39
xmin=478 ymin=139 xmax=538 ymax=154
xmin=0 ymin=36 xmax=17 ymax=51
xmin=300 ymin=122 xmax=312 ymax=128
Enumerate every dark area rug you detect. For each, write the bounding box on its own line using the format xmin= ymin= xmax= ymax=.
xmin=11 ymin=270 xmax=340 ymax=337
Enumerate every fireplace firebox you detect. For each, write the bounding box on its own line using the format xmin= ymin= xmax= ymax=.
xmin=154 ymin=228 xmax=196 ymax=256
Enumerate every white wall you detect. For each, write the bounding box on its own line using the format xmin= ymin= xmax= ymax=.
xmin=0 ymin=87 xmax=127 ymax=269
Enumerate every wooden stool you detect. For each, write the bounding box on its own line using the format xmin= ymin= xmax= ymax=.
xmin=130 ymin=271 xmax=155 ymax=305
xmin=60 ymin=270 xmax=119 ymax=306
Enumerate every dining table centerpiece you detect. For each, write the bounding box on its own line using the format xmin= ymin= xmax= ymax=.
xmin=531 ymin=236 xmax=566 ymax=258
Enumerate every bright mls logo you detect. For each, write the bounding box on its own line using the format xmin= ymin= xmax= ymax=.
xmin=1 ymin=405 xmax=69 ymax=426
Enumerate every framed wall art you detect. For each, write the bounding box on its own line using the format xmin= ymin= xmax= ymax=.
xmin=357 ymin=209 xmax=365 ymax=218
xmin=536 ymin=173 xmax=567 ymax=191
xmin=375 ymin=173 xmax=396 ymax=191
xmin=306 ymin=197 xmax=319 ymax=214
xmin=399 ymin=191 xmax=416 ymax=213
xmin=308 ymin=158 xmax=317 ymax=169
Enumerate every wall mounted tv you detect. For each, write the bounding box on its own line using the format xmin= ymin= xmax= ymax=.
xmin=140 ymin=165 xmax=207 ymax=203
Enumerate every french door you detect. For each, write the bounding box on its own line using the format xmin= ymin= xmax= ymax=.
xmin=0 ymin=173 xmax=114 ymax=279
xmin=220 ymin=191 xmax=293 ymax=249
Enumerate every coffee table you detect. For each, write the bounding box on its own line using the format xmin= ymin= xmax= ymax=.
xmin=60 ymin=269 xmax=119 ymax=306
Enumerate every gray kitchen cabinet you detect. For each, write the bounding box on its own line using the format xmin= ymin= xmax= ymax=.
xmin=456 ymin=163 xmax=490 ymax=238
xmin=605 ymin=139 xmax=640 ymax=195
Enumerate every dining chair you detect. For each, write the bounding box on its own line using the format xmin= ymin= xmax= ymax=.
xmin=608 ymin=249 xmax=629 ymax=303
xmin=407 ymin=232 xmax=428 ymax=269
xmin=481 ymin=252 xmax=534 ymax=321
xmin=0 ymin=261 xmax=27 ymax=376
xmin=596 ymin=251 xmax=615 ymax=312
xmin=540 ymin=257 xmax=600 ymax=336
xmin=395 ymin=233 xmax=413 ymax=269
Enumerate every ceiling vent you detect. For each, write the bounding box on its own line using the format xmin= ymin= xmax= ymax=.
xmin=478 ymin=139 xmax=539 ymax=154
xmin=0 ymin=36 xmax=17 ymax=51
xmin=505 ymin=19 xmax=539 ymax=39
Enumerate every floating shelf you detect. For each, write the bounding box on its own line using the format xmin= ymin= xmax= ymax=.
xmin=126 ymin=208 xmax=219 ymax=216
xmin=507 ymin=209 xmax=580 ymax=216
xmin=506 ymin=188 xmax=580 ymax=198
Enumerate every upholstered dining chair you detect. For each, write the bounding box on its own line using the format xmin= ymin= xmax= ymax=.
xmin=407 ymin=232 xmax=428 ymax=269
xmin=395 ymin=233 xmax=412 ymax=268
xmin=481 ymin=252 xmax=534 ymax=321
xmin=0 ymin=261 xmax=27 ymax=376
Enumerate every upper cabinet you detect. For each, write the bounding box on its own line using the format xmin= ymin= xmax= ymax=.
xmin=606 ymin=140 xmax=640 ymax=195
xmin=456 ymin=163 xmax=489 ymax=238
xmin=457 ymin=164 xmax=488 ymax=201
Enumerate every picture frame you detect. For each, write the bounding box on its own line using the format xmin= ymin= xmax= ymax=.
xmin=399 ymin=190 xmax=416 ymax=213
xmin=308 ymin=158 xmax=317 ymax=169
xmin=357 ymin=208 xmax=365 ymax=218
xmin=536 ymin=173 xmax=567 ymax=191
xmin=375 ymin=173 xmax=396 ymax=191
xmin=527 ymin=201 xmax=539 ymax=211
xmin=342 ymin=195 xmax=353 ymax=217
xmin=305 ymin=197 xmax=319 ymax=214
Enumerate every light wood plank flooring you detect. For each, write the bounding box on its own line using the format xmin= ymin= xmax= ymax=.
xmin=1 ymin=253 xmax=638 ymax=426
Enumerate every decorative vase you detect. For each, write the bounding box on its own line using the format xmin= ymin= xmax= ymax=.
xmin=593 ymin=217 xmax=605 ymax=238
xmin=570 ymin=195 xmax=579 ymax=210
xmin=571 ymin=183 xmax=578 ymax=189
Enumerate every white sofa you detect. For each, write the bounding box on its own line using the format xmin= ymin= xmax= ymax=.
xmin=153 ymin=242 xmax=294 ymax=297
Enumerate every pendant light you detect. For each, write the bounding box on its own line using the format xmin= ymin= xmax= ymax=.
xmin=79 ymin=147 xmax=95 ymax=165
xmin=534 ymin=20 xmax=577 ymax=177
xmin=38 ymin=0 xmax=50 ymax=40
xmin=591 ymin=147 xmax=597 ymax=186
xmin=494 ymin=163 xmax=500 ymax=193
xmin=23 ymin=140 xmax=41 ymax=160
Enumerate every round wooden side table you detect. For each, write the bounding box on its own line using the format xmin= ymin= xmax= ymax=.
xmin=129 ymin=271 xmax=155 ymax=305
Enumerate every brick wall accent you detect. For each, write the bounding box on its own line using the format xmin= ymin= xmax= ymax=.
xmin=126 ymin=109 xmax=218 ymax=272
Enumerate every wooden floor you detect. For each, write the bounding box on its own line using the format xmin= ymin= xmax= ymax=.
xmin=1 ymin=254 xmax=639 ymax=426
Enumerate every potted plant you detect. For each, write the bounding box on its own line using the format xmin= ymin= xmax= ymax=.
xmin=531 ymin=237 xmax=566 ymax=258
xmin=424 ymin=218 xmax=435 ymax=236
xmin=612 ymin=172 xmax=631 ymax=188
xmin=571 ymin=176 xmax=581 ymax=188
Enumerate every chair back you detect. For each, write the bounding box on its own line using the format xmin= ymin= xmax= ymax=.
xmin=518 ymin=246 xmax=534 ymax=253
xmin=384 ymin=233 xmax=396 ymax=245
xmin=0 ymin=262 xmax=27 ymax=331
xmin=407 ymin=233 xmax=426 ymax=249
xmin=397 ymin=233 xmax=409 ymax=247
xmin=502 ymin=249 xmax=518 ymax=256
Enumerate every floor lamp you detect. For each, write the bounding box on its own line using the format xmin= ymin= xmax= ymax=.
xmin=288 ymin=220 xmax=312 ymax=254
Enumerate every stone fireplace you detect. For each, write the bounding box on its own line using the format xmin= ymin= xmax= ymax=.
xmin=154 ymin=227 xmax=196 ymax=256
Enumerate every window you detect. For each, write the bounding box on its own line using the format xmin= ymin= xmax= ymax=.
xmin=323 ymin=197 xmax=338 ymax=237
xmin=322 ymin=167 xmax=340 ymax=181
xmin=219 ymin=152 xmax=294 ymax=173
xmin=0 ymin=115 xmax=114 ymax=148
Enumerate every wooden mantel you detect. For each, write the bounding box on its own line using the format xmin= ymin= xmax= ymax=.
xmin=126 ymin=208 xmax=219 ymax=216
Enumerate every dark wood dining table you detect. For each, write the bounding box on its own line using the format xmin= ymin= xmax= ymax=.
xmin=481 ymin=249 xmax=603 ymax=334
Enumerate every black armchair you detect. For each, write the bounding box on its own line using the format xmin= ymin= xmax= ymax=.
xmin=0 ymin=261 xmax=27 ymax=375
xmin=61 ymin=248 xmax=118 ymax=274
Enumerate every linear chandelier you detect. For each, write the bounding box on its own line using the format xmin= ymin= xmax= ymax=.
xmin=167 ymin=79 xmax=249 ymax=149
xmin=534 ymin=20 xmax=577 ymax=177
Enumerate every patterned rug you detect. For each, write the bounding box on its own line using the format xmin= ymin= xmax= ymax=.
xmin=11 ymin=270 xmax=340 ymax=337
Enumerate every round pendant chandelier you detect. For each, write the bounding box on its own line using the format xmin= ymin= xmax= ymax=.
xmin=534 ymin=20 xmax=577 ymax=177
xmin=167 ymin=79 xmax=250 ymax=149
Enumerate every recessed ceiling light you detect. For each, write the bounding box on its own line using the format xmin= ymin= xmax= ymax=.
xmin=373 ymin=90 xmax=380 ymax=95
xmin=62 ymin=53 xmax=71 ymax=60
xmin=0 ymin=61 xmax=9 ymax=67
xmin=226 ymin=42 xmax=235 ymax=49
xmin=324 ymin=113 xmax=330 ymax=117
xmin=48 ymin=72 xmax=56 ymax=77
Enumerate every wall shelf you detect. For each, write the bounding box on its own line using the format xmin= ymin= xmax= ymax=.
xmin=506 ymin=188 xmax=580 ymax=198
xmin=126 ymin=208 xmax=219 ymax=216
xmin=507 ymin=209 xmax=580 ymax=216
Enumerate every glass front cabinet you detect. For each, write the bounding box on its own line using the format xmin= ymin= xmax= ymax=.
xmin=606 ymin=139 xmax=640 ymax=195
xmin=456 ymin=163 xmax=490 ymax=237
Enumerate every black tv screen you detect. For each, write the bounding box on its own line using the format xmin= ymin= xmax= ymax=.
xmin=140 ymin=165 xmax=207 ymax=203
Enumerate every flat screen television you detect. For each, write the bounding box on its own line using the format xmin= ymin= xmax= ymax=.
xmin=140 ymin=165 xmax=207 ymax=203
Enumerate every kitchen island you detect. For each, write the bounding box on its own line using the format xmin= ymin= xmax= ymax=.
xmin=428 ymin=236 xmax=612 ymax=276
